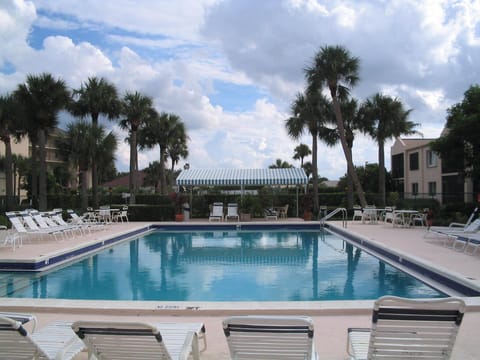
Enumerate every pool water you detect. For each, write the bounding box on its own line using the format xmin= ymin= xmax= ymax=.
xmin=1 ymin=230 xmax=444 ymax=301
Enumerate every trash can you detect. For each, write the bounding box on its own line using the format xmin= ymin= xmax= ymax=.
xmin=183 ymin=202 xmax=190 ymax=221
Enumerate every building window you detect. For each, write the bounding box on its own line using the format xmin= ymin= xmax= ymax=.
xmin=428 ymin=182 xmax=437 ymax=196
xmin=409 ymin=152 xmax=419 ymax=170
xmin=412 ymin=182 xmax=419 ymax=195
xmin=426 ymin=150 xmax=437 ymax=168
xmin=391 ymin=153 xmax=404 ymax=178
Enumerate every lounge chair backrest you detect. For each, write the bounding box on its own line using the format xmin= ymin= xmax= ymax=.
xmin=0 ymin=315 xmax=50 ymax=358
xmin=367 ymin=296 xmax=465 ymax=359
xmin=227 ymin=203 xmax=238 ymax=215
xmin=464 ymin=218 xmax=480 ymax=232
xmin=8 ymin=216 xmax=27 ymax=233
xmin=223 ymin=315 xmax=315 ymax=360
xmin=211 ymin=203 xmax=224 ymax=217
xmin=23 ymin=216 xmax=41 ymax=231
xmin=72 ymin=321 xmax=183 ymax=360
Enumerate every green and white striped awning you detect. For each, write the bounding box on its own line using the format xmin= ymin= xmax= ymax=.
xmin=176 ymin=168 xmax=308 ymax=186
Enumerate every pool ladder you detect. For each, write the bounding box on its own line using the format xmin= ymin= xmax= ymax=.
xmin=319 ymin=207 xmax=348 ymax=228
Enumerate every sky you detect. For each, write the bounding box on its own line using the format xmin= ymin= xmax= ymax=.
xmin=1 ymin=0 xmax=479 ymax=180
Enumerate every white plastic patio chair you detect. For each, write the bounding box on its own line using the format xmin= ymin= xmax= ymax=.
xmin=209 ymin=202 xmax=224 ymax=222
xmin=347 ymin=296 xmax=465 ymax=360
xmin=352 ymin=205 xmax=363 ymax=221
xmin=223 ymin=315 xmax=319 ymax=360
xmin=0 ymin=315 xmax=85 ymax=360
xmin=72 ymin=320 xmax=205 ymax=360
xmin=225 ymin=203 xmax=240 ymax=222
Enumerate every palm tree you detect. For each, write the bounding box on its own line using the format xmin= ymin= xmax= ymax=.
xmin=15 ymin=73 xmax=70 ymax=211
xmin=119 ymin=91 xmax=154 ymax=203
xmin=58 ymin=121 xmax=116 ymax=211
xmin=269 ymin=159 xmax=293 ymax=168
xmin=138 ymin=111 xmax=187 ymax=194
xmin=70 ymin=77 xmax=121 ymax=208
xmin=96 ymin=131 xmax=118 ymax=186
xmin=285 ymin=89 xmax=336 ymax=215
xmin=293 ymin=144 xmax=311 ymax=168
xmin=306 ymin=45 xmax=367 ymax=207
xmin=338 ymin=98 xmax=364 ymax=209
xmin=359 ymin=93 xmax=416 ymax=206
xmin=0 ymin=93 xmax=26 ymax=209
xmin=12 ymin=154 xmax=29 ymax=201
xmin=166 ymin=139 xmax=189 ymax=185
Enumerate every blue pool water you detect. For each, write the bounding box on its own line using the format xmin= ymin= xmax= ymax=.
xmin=1 ymin=230 xmax=444 ymax=301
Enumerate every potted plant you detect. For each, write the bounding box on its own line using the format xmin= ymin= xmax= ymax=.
xmin=169 ymin=192 xmax=187 ymax=221
xmin=301 ymin=193 xmax=313 ymax=221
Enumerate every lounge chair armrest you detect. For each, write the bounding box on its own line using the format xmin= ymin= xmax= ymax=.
xmin=347 ymin=328 xmax=370 ymax=360
xmin=449 ymin=222 xmax=466 ymax=228
xmin=178 ymin=331 xmax=198 ymax=360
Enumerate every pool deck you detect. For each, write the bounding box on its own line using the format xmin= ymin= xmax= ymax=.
xmin=0 ymin=219 xmax=479 ymax=359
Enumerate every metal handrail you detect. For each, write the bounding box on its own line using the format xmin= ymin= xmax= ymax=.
xmin=319 ymin=207 xmax=348 ymax=228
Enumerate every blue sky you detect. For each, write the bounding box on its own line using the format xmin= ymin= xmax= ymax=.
xmin=1 ymin=0 xmax=479 ymax=179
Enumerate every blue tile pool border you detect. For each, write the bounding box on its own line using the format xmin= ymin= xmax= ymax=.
xmin=327 ymin=224 xmax=480 ymax=297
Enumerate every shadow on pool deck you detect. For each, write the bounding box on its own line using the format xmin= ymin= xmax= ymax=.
xmin=0 ymin=219 xmax=479 ymax=359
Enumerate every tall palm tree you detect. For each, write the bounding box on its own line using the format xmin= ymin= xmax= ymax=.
xmin=70 ymin=77 xmax=121 ymax=208
xmin=285 ymin=89 xmax=336 ymax=215
xmin=306 ymin=45 xmax=367 ymax=207
xmin=293 ymin=143 xmax=311 ymax=168
xmin=0 ymin=93 xmax=26 ymax=209
xmin=119 ymin=91 xmax=154 ymax=203
xmin=138 ymin=111 xmax=186 ymax=195
xmin=338 ymin=98 xmax=364 ymax=209
xmin=15 ymin=73 xmax=70 ymax=211
xmin=12 ymin=154 xmax=29 ymax=201
xmin=359 ymin=93 xmax=416 ymax=206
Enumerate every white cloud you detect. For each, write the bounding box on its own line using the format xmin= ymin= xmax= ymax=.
xmin=1 ymin=0 xmax=479 ymax=180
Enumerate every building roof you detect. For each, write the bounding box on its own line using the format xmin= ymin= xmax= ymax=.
xmin=176 ymin=168 xmax=308 ymax=186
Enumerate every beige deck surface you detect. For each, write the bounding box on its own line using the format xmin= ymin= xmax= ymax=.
xmin=0 ymin=219 xmax=479 ymax=359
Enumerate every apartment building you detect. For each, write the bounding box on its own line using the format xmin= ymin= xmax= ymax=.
xmin=391 ymin=137 xmax=472 ymax=204
xmin=0 ymin=128 xmax=85 ymax=202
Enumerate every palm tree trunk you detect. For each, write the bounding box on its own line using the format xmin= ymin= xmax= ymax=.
xmin=378 ymin=141 xmax=386 ymax=206
xmin=347 ymin=148 xmax=354 ymax=209
xmin=3 ymin=138 xmax=14 ymax=210
xmin=38 ymin=129 xmax=47 ymax=211
xmin=331 ymin=96 xmax=367 ymax=208
xmin=159 ymin=146 xmax=167 ymax=195
xmin=30 ymin=141 xmax=38 ymax=208
xmin=80 ymin=168 xmax=88 ymax=211
xmin=129 ymin=130 xmax=137 ymax=204
xmin=91 ymin=120 xmax=99 ymax=209
xmin=311 ymin=132 xmax=319 ymax=216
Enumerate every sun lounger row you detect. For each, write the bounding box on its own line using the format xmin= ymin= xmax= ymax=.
xmin=2 ymin=209 xmax=107 ymax=250
xmin=0 ymin=295 xmax=466 ymax=359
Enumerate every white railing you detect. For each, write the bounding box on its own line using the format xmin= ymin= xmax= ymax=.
xmin=319 ymin=207 xmax=348 ymax=228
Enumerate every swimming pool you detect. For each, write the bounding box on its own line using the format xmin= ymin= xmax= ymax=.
xmin=0 ymin=229 xmax=445 ymax=301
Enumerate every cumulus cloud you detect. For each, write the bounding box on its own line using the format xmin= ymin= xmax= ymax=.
xmin=1 ymin=0 xmax=479 ymax=179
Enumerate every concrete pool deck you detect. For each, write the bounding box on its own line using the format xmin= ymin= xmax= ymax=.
xmin=0 ymin=219 xmax=479 ymax=359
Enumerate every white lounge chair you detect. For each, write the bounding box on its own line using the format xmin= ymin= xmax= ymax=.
xmin=223 ymin=315 xmax=319 ymax=360
xmin=0 ymin=315 xmax=85 ymax=360
xmin=72 ymin=320 xmax=205 ymax=360
xmin=426 ymin=218 xmax=480 ymax=247
xmin=7 ymin=214 xmax=61 ymax=242
xmin=209 ymin=202 xmax=224 ymax=222
xmin=347 ymin=296 xmax=465 ymax=360
xmin=225 ymin=203 xmax=240 ymax=222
